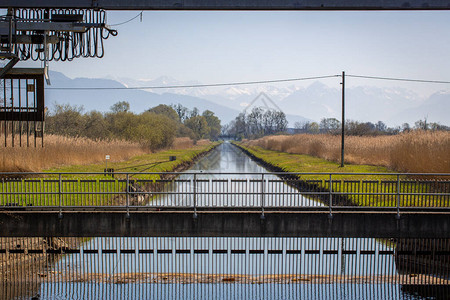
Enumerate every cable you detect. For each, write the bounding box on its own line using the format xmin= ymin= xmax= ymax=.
xmin=347 ymin=74 xmax=450 ymax=84
xmin=14 ymin=8 xmax=113 ymax=62
xmin=44 ymin=74 xmax=450 ymax=91
xmin=109 ymin=11 xmax=143 ymax=26
xmin=46 ymin=75 xmax=340 ymax=90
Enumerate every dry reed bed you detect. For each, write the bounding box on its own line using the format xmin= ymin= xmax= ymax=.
xmin=170 ymin=137 xmax=194 ymax=149
xmin=0 ymin=135 xmax=151 ymax=172
xmin=245 ymin=131 xmax=450 ymax=173
xmin=170 ymin=138 xmax=210 ymax=149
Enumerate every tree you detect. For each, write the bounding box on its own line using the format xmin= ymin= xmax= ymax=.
xmin=294 ymin=121 xmax=305 ymax=133
xmin=247 ymin=107 xmax=264 ymax=137
xmin=225 ymin=108 xmax=288 ymax=139
xmin=346 ymin=121 xmax=375 ymax=136
xmin=320 ymin=118 xmax=341 ymax=134
xmin=189 ymin=107 xmax=199 ymax=118
xmin=415 ymin=118 xmax=429 ymax=130
xmin=308 ymin=122 xmax=319 ymax=134
xmin=232 ymin=113 xmax=247 ymax=140
xmin=202 ymin=110 xmax=221 ymax=140
xmin=262 ymin=110 xmax=275 ymax=135
xmin=45 ymin=104 xmax=86 ymax=137
xmin=132 ymin=112 xmax=177 ymax=150
xmin=185 ymin=115 xmax=209 ymax=141
xmin=148 ymin=104 xmax=180 ymax=122
xmin=401 ymin=123 xmax=410 ymax=132
xmin=110 ymin=101 xmax=130 ymax=113
xmin=171 ymin=104 xmax=189 ymax=123
xmin=177 ymin=124 xmax=196 ymax=139
xmin=84 ymin=111 xmax=110 ymax=139
xmin=272 ymin=111 xmax=288 ymax=133
xmin=105 ymin=111 xmax=136 ymax=140
xmin=375 ymin=121 xmax=387 ymax=132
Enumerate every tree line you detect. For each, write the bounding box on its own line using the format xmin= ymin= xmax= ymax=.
xmin=223 ymin=108 xmax=448 ymax=140
xmin=294 ymin=118 xmax=449 ymax=136
xmin=223 ymin=107 xmax=288 ymax=140
xmin=45 ymin=102 xmax=221 ymax=151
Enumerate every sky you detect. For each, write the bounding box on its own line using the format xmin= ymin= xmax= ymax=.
xmin=16 ymin=10 xmax=450 ymax=97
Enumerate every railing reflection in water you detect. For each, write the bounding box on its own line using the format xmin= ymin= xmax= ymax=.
xmin=1 ymin=237 xmax=449 ymax=299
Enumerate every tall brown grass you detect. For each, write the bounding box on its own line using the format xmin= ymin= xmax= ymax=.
xmin=170 ymin=137 xmax=195 ymax=149
xmin=167 ymin=138 xmax=210 ymax=149
xmin=196 ymin=139 xmax=212 ymax=146
xmin=0 ymin=135 xmax=197 ymax=172
xmin=244 ymin=131 xmax=450 ymax=173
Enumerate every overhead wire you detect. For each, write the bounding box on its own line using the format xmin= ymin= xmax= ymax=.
xmin=347 ymin=74 xmax=450 ymax=84
xmin=46 ymin=75 xmax=340 ymax=90
xmin=109 ymin=11 xmax=143 ymax=26
xmin=44 ymin=74 xmax=450 ymax=91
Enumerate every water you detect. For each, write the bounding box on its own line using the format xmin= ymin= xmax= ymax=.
xmin=36 ymin=142 xmax=445 ymax=299
xmin=153 ymin=141 xmax=322 ymax=207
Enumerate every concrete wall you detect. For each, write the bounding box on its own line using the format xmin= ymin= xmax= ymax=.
xmin=1 ymin=211 xmax=449 ymax=238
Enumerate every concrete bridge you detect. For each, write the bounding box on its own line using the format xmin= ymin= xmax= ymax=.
xmin=1 ymin=208 xmax=449 ymax=238
xmin=0 ymin=171 xmax=449 ymax=238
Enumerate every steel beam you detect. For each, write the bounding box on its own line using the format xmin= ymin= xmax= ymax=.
xmin=0 ymin=34 xmax=60 ymax=44
xmin=0 ymin=54 xmax=18 ymax=78
xmin=0 ymin=21 xmax=103 ymax=33
xmin=1 ymin=0 xmax=450 ymax=10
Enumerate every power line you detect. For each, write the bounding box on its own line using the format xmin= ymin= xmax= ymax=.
xmin=347 ymin=74 xmax=450 ymax=84
xmin=109 ymin=11 xmax=143 ymax=26
xmin=44 ymin=73 xmax=450 ymax=91
xmin=46 ymin=75 xmax=340 ymax=90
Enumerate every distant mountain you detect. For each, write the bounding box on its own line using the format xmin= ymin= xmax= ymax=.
xmin=115 ymin=76 xmax=298 ymax=109
xmin=279 ymin=82 xmax=340 ymax=121
xmin=277 ymin=82 xmax=447 ymax=126
xmin=388 ymin=91 xmax=450 ymax=125
xmin=46 ymin=72 xmax=240 ymax=124
xmin=117 ymin=76 xmax=448 ymax=127
xmin=47 ymin=72 xmax=449 ymax=127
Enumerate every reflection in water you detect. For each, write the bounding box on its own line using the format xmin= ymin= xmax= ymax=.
xmin=40 ymin=283 xmax=406 ymax=300
xmin=57 ymin=237 xmax=395 ymax=276
xmin=188 ymin=142 xmax=265 ymax=173
xmin=153 ymin=142 xmax=323 ymax=207
xmin=2 ymin=237 xmax=448 ymax=300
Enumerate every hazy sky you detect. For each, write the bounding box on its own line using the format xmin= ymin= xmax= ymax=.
xmin=19 ymin=10 xmax=450 ymax=96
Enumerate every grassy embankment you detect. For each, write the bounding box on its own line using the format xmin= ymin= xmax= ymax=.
xmin=0 ymin=136 xmax=220 ymax=206
xmin=234 ymin=137 xmax=449 ymax=207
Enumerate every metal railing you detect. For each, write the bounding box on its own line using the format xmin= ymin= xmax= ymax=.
xmin=0 ymin=172 xmax=449 ymax=216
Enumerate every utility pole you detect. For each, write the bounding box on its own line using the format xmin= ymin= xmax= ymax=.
xmin=340 ymin=71 xmax=345 ymax=168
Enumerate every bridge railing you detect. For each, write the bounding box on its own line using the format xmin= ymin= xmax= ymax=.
xmin=0 ymin=172 xmax=449 ymax=215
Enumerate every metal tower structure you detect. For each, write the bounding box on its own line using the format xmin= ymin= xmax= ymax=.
xmin=0 ymin=6 xmax=116 ymax=146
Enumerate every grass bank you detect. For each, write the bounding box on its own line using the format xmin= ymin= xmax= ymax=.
xmin=233 ymin=142 xmax=448 ymax=207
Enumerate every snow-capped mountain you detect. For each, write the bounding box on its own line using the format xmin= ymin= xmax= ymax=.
xmin=46 ymin=72 xmax=240 ymax=124
xmin=114 ymin=76 xmax=298 ymax=109
xmin=48 ymin=72 xmax=449 ymax=127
